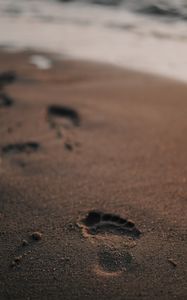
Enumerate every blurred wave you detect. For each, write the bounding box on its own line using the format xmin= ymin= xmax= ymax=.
xmin=58 ymin=0 xmax=187 ymax=20
xmin=0 ymin=0 xmax=187 ymax=81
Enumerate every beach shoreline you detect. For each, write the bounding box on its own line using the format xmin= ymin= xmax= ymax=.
xmin=1 ymin=0 xmax=187 ymax=83
xmin=0 ymin=50 xmax=187 ymax=300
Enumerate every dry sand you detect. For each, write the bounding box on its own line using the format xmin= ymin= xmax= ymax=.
xmin=0 ymin=50 xmax=187 ymax=300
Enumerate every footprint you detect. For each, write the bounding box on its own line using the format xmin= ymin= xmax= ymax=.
xmin=0 ymin=71 xmax=17 ymax=88
xmin=0 ymin=92 xmax=14 ymax=107
xmin=79 ymin=210 xmax=141 ymax=239
xmin=2 ymin=142 xmax=40 ymax=155
xmin=64 ymin=142 xmax=73 ymax=151
xmin=47 ymin=105 xmax=81 ymax=149
xmin=95 ymin=247 xmax=133 ymax=277
xmin=47 ymin=105 xmax=80 ymax=128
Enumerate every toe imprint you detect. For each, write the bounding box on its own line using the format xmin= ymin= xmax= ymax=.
xmin=79 ymin=211 xmax=141 ymax=239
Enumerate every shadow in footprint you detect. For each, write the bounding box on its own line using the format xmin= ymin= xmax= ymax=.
xmin=0 ymin=71 xmax=16 ymax=107
xmin=0 ymin=92 xmax=14 ymax=107
xmin=48 ymin=105 xmax=80 ymax=127
xmin=80 ymin=210 xmax=141 ymax=239
xmin=0 ymin=71 xmax=17 ymax=88
xmin=2 ymin=142 xmax=40 ymax=155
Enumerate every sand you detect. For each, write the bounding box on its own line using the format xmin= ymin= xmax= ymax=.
xmin=0 ymin=50 xmax=186 ymax=300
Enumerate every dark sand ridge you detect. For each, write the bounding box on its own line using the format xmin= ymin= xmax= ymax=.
xmin=0 ymin=50 xmax=186 ymax=300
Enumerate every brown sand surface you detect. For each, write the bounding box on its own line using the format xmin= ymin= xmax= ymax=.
xmin=0 ymin=51 xmax=187 ymax=300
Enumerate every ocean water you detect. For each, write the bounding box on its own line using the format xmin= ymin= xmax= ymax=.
xmin=0 ymin=0 xmax=187 ymax=82
xmin=59 ymin=0 xmax=187 ymax=19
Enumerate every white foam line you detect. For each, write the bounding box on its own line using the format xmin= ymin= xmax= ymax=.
xmin=0 ymin=1 xmax=187 ymax=82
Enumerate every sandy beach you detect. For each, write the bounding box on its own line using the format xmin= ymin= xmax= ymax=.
xmin=0 ymin=50 xmax=187 ymax=300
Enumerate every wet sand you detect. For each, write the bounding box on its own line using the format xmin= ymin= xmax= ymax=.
xmin=0 ymin=50 xmax=187 ymax=300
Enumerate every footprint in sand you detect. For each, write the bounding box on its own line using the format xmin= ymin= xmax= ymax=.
xmin=77 ymin=211 xmax=141 ymax=277
xmin=0 ymin=71 xmax=17 ymax=107
xmin=0 ymin=71 xmax=17 ymax=88
xmin=1 ymin=142 xmax=40 ymax=155
xmin=47 ymin=104 xmax=81 ymax=150
xmin=79 ymin=210 xmax=141 ymax=239
xmin=48 ymin=105 xmax=80 ymax=127
xmin=95 ymin=247 xmax=133 ymax=277
xmin=0 ymin=92 xmax=14 ymax=107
